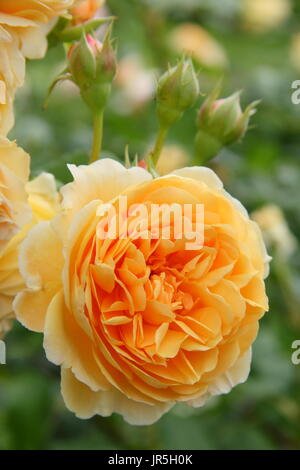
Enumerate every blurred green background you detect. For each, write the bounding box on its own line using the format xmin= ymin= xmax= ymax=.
xmin=1 ymin=0 xmax=300 ymax=450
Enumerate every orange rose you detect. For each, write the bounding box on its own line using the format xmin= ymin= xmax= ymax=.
xmin=71 ymin=0 xmax=104 ymax=24
xmin=15 ymin=159 xmax=269 ymax=424
xmin=169 ymin=23 xmax=227 ymax=70
xmin=0 ymin=136 xmax=30 ymax=336
xmin=0 ymin=136 xmax=31 ymax=253
xmin=0 ymin=1 xmax=74 ymax=22
xmin=0 ymin=1 xmax=76 ymax=59
xmin=0 ymin=1 xmax=76 ymax=134
xmin=0 ymin=172 xmax=60 ymax=338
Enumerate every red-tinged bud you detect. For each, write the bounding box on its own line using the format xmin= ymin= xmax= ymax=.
xmin=195 ymin=85 xmax=260 ymax=163
xmin=68 ymin=34 xmax=99 ymax=86
xmin=67 ymin=29 xmax=117 ymax=113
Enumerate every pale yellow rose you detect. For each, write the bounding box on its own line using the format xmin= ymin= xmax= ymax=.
xmin=0 ymin=0 xmax=75 ymax=63
xmin=15 ymin=159 xmax=270 ymax=425
xmin=169 ymin=23 xmax=227 ymax=70
xmin=252 ymin=204 xmax=297 ymax=259
xmin=0 ymin=31 xmax=25 ymax=135
xmin=0 ymin=90 xmax=15 ymax=137
xmin=156 ymin=145 xmax=189 ymax=176
xmin=0 ymin=1 xmax=76 ymax=134
xmin=0 ymin=136 xmax=31 ymax=253
xmin=0 ymin=136 xmax=30 ymax=336
xmin=114 ymin=54 xmax=156 ymax=113
xmin=0 ymin=171 xmax=60 ymax=339
xmin=0 ymin=1 xmax=75 ymax=23
xmin=241 ymin=0 xmax=291 ymax=32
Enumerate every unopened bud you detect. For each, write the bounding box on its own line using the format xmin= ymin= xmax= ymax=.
xmin=157 ymin=59 xmax=199 ymax=127
xmin=195 ymin=86 xmax=259 ymax=163
xmin=68 ymin=34 xmax=99 ymax=86
xmin=67 ymin=30 xmax=116 ymax=113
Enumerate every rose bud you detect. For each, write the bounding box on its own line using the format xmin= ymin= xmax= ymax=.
xmin=67 ymin=30 xmax=116 ymax=113
xmin=68 ymin=34 xmax=99 ymax=87
xmin=195 ymin=87 xmax=260 ymax=163
xmin=156 ymin=59 xmax=200 ymax=127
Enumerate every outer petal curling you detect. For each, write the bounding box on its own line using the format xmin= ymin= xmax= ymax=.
xmin=16 ymin=159 xmax=270 ymax=424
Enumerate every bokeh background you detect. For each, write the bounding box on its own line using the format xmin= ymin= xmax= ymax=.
xmin=1 ymin=0 xmax=300 ymax=450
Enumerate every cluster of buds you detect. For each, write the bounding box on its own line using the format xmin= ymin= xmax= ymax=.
xmin=67 ymin=30 xmax=116 ymax=113
xmin=156 ymin=59 xmax=200 ymax=128
xmin=195 ymin=85 xmax=259 ymax=163
xmin=47 ymin=12 xmax=260 ymax=172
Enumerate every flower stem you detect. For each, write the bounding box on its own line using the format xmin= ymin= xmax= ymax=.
xmin=152 ymin=125 xmax=168 ymax=166
xmin=90 ymin=110 xmax=104 ymax=164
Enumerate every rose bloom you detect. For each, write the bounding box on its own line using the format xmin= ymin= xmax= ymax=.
xmin=0 ymin=34 xmax=26 ymax=135
xmin=0 ymin=163 xmax=59 ymax=339
xmin=71 ymin=0 xmax=105 ymax=24
xmin=169 ymin=23 xmax=227 ymax=70
xmin=0 ymin=137 xmax=31 ymax=253
xmin=0 ymin=91 xmax=15 ymax=137
xmin=0 ymin=1 xmax=76 ymax=134
xmin=252 ymin=204 xmax=297 ymax=259
xmin=0 ymin=136 xmax=30 ymax=336
xmin=241 ymin=0 xmax=291 ymax=32
xmin=156 ymin=145 xmax=189 ymax=176
xmin=0 ymin=0 xmax=76 ymax=70
xmin=114 ymin=54 xmax=156 ymax=114
xmin=15 ymin=159 xmax=269 ymax=424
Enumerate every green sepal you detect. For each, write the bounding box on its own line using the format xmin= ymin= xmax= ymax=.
xmin=43 ymin=72 xmax=72 ymax=109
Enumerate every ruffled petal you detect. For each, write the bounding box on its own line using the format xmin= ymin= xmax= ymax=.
xmin=14 ymin=221 xmax=63 ymax=331
xmin=61 ymin=367 xmax=173 ymax=425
